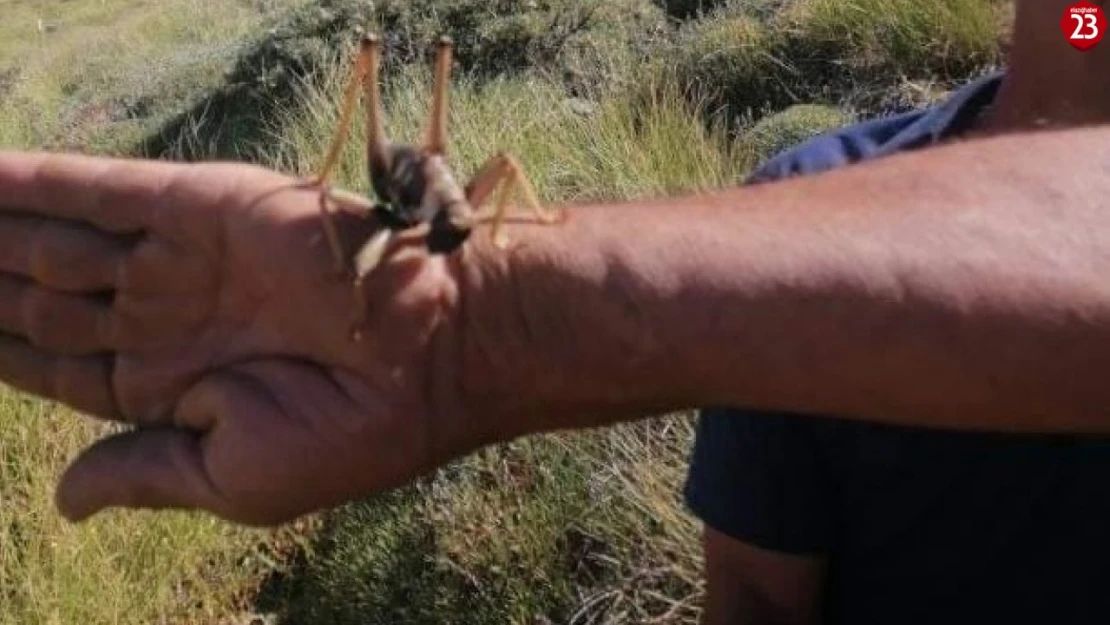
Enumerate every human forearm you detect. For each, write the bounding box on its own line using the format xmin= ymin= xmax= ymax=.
xmin=3 ymin=128 xmax=1108 ymax=525
xmin=456 ymin=126 xmax=1110 ymax=438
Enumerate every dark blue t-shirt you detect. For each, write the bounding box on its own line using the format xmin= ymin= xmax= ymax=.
xmin=684 ymin=73 xmax=1110 ymax=625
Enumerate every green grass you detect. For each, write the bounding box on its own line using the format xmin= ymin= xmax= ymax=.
xmin=0 ymin=2 xmax=309 ymax=624
xmin=744 ymin=103 xmax=857 ymax=163
xmin=787 ymin=0 xmax=1006 ymax=72
xmin=254 ymin=419 xmax=702 ymax=625
xmin=670 ymin=0 xmax=1009 ymax=122
xmin=1 ymin=0 xmax=1012 ymax=623
xmin=0 ymin=393 xmax=310 ymax=625
xmin=263 ymin=55 xmax=751 ymax=204
xmin=0 ymin=0 xmax=310 ymax=154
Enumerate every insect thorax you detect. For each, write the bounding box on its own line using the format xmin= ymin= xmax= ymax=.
xmin=370 ymin=145 xmax=470 ymax=228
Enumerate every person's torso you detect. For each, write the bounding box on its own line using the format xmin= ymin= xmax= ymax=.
xmin=812 ymin=420 xmax=1110 ymax=625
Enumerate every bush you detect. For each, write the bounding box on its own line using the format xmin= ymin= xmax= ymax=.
xmin=145 ymin=0 xmax=1008 ymax=159
xmin=141 ymin=0 xmax=675 ymax=160
xmin=248 ymin=0 xmax=672 ymax=95
xmin=653 ymin=0 xmax=728 ymax=20
xmin=783 ymin=0 xmax=1005 ymax=78
xmin=741 ymin=103 xmax=855 ymax=164
xmin=668 ymin=0 xmax=1007 ymax=127
xmin=654 ymin=0 xmax=787 ymax=21
xmin=774 ymin=0 xmax=1006 ymax=112
xmin=671 ymin=14 xmax=792 ymax=126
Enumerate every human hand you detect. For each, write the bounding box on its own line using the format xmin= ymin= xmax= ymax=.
xmin=0 ymin=151 xmax=486 ymax=526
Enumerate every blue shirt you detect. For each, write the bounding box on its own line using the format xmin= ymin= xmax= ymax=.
xmin=684 ymin=73 xmax=1110 ymax=625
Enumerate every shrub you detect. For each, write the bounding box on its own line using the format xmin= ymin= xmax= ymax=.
xmin=671 ymin=14 xmax=792 ymax=126
xmin=653 ymin=0 xmax=729 ymax=20
xmin=668 ymin=0 xmax=1007 ymax=127
xmin=741 ymin=103 xmax=855 ymax=164
xmin=773 ymin=0 xmax=1007 ymax=112
xmin=252 ymin=0 xmax=671 ymax=93
xmin=782 ymin=0 xmax=1005 ymax=79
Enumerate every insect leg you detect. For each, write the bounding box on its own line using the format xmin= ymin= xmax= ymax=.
xmin=424 ymin=36 xmax=454 ymax=155
xmin=312 ymin=36 xmax=376 ymax=275
xmin=361 ymin=33 xmax=393 ymax=178
xmin=463 ymin=153 xmax=565 ymax=248
xmin=318 ymin=187 xmax=379 ymax=274
xmin=349 ymin=227 xmax=395 ymax=341
xmin=314 ymin=36 xmax=374 ymax=186
xmin=503 ymin=152 xmax=563 ymax=225
xmin=318 ymin=193 xmax=347 ymax=274
xmin=463 ymin=154 xmax=512 ymax=209
xmin=490 ymin=177 xmax=521 ymax=249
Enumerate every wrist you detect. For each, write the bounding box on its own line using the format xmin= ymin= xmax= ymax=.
xmin=441 ymin=127 xmax=1110 ymax=440
xmin=449 ymin=199 xmax=699 ymax=443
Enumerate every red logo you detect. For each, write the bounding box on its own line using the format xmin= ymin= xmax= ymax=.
xmin=1061 ymin=1 xmax=1105 ymax=51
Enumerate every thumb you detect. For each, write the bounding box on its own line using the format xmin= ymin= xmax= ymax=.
xmin=55 ymin=427 xmax=226 ymax=522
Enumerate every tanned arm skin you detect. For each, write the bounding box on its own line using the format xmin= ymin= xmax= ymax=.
xmin=0 ymin=126 xmax=1106 ymax=525
xmin=460 ymin=125 xmax=1110 ymax=440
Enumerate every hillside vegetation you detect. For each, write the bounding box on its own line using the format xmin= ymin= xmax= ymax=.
xmin=0 ymin=3 xmax=311 ymax=625
xmin=1 ymin=1 xmax=1010 ymax=623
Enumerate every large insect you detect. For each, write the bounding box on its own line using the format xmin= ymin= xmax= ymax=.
xmin=310 ymin=33 xmax=565 ymax=340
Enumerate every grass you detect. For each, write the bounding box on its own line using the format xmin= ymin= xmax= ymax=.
xmin=670 ymin=0 xmax=1010 ymax=123
xmin=744 ymin=104 xmax=857 ymax=164
xmin=788 ymin=0 xmax=1006 ymax=71
xmin=0 ymin=1 xmax=309 ymax=624
xmin=0 ymin=393 xmax=311 ymax=625
xmin=0 ymin=0 xmax=310 ymax=154
xmin=253 ymin=419 xmax=703 ymax=625
xmin=263 ymin=54 xmax=751 ymax=204
xmin=1 ymin=0 xmax=1011 ymax=623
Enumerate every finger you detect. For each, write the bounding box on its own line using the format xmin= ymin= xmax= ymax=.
xmin=170 ymin=370 xmax=323 ymax=526
xmin=172 ymin=366 xmax=386 ymax=526
xmin=55 ymin=428 xmax=227 ymax=523
xmin=0 ymin=333 xmax=120 ymax=420
xmin=0 ymin=275 xmax=117 ymax=354
xmin=0 ymin=213 xmax=129 ymax=291
xmin=0 ymin=151 xmax=171 ymax=232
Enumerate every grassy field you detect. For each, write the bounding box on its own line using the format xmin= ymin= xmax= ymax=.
xmin=1 ymin=0 xmax=1010 ymax=623
xmin=0 ymin=2 xmax=312 ymax=624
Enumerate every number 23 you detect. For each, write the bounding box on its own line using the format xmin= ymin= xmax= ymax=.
xmin=1072 ymin=13 xmax=1100 ymax=39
